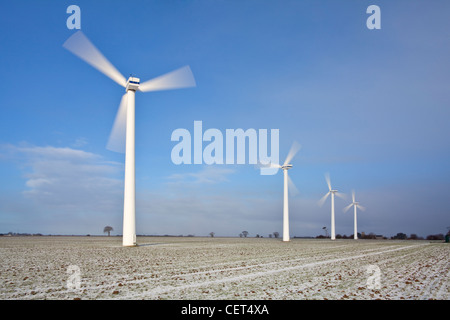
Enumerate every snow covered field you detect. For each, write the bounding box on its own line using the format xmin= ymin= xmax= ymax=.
xmin=0 ymin=236 xmax=448 ymax=300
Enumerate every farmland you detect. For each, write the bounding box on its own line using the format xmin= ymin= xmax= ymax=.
xmin=0 ymin=236 xmax=448 ymax=300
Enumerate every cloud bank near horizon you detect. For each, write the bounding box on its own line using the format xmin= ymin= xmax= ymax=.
xmin=0 ymin=143 xmax=448 ymax=238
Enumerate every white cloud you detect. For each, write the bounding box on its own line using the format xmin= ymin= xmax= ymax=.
xmin=0 ymin=144 xmax=124 ymax=234
xmin=14 ymin=146 xmax=122 ymax=206
xmin=166 ymin=166 xmax=236 ymax=185
xmin=72 ymin=137 xmax=88 ymax=148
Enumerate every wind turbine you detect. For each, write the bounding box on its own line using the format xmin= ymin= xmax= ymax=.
xmin=63 ymin=31 xmax=196 ymax=247
xmin=262 ymin=141 xmax=301 ymax=242
xmin=343 ymin=190 xmax=365 ymax=239
xmin=318 ymin=173 xmax=345 ymax=240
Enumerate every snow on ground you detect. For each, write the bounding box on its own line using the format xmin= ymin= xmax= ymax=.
xmin=0 ymin=236 xmax=448 ymax=300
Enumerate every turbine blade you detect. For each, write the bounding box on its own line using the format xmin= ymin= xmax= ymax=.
xmin=325 ymin=173 xmax=331 ymax=191
xmin=139 ymin=65 xmax=196 ymax=92
xmin=63 ymin=31 xmax=127 ymax=87
xmin=256 ymin=161 xmax=281 ymax=169
xmin=318 ymin=192 xmax=330 ymax=207
xmin=357 ymin=204 xmax=366 ymax=211
xmin=288 ymin=175 xmax=299 ymax=196
xmin=343 ymin=203 xmax=353 ymax=212
xmin=106 ymin=93 xmax=128 ymax=153
xmin=335 ymin=192 xmax=346 ymax=200
xmin=283 ymin=141 xmax=301 ymax=166
xmin=352 ymin=190 xmax=355 ymax=203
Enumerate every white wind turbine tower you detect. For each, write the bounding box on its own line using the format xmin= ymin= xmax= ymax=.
xmin=318 ymin=173 xmax=345 ymax=240
xmin=343 ymin=190 xmax=365 ymax=239
xmin=63 ymin=31 xmax=196 ymax=247
xmin=263 ymin=141 xmax=301 ymax=242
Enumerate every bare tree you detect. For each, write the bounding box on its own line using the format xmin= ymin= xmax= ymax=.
xmin=242 ymin=231 xmax=249 ymax=238
xmin=103 ymin=226 xmax=113 ymax=236
xmin=426 ymin=234 xmax=444 ymax=240
xmin=209 ymin=232 xmax=215 ymax=238
xmin=273 ymin=232 xmax=279 ymax=238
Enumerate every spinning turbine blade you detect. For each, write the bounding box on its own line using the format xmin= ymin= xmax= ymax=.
xmin=352 ymin=190 xmax=355 ymax=203
xmin=318 ymin=192 xmax=330 ymax=207
xmin=288 ymin=175 xmax=299 ymax=196
xmin=357 ymin=204 xmax=366 ymax=211
xmin=325 ymin=173 xmax=331 ymax=191
xmin=283 ymin=141 xmax=301 ymax=166
xmin=343 ymin=203 xmax=353 ymax=212
xmin=139 ymin=65 xmax=196 ymax=92
xmin=335 ymin=192 xmax=346 ymax=200
xmin=106 ymin=93 xmax=128 ymax=153
xmin=270 ymin=163 xmax=282 ymax=169
xmin=63 ymin=31 xmax=127 ymax=87
xmin=256 ymin=161 xmax=281 ymax=169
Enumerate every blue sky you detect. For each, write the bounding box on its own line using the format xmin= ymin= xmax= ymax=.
xmin=0 ymin=0 xmax=449 ymax=238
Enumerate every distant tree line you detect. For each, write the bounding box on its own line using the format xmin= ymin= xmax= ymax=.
xmin=314 ymin=232 xmax=447 ymax=240
xmin=237 ymin=231 xmax=281 ymax=238
xmin=391 ymin=232 xmax=447 ymax=240
xmin=424 ymin=234 xmax=445 ymax=240
xmin=315 ymin=232 xmax=384 ymax=239
xmin=208 ymin=230 xmax=448 ymax=240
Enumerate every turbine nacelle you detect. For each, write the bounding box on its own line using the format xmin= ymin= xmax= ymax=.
xmin=126 ymin=77 xmax=140 ymax=91
xmin=343 ymin=191 xmax=365 ymax=213
xmin=281 ymin=164 xmax=293 ymax=170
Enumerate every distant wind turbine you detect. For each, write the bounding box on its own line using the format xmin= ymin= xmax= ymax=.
xmin=318 ymin=173 xmax=345 ymax=240
xmin=261 ymin=141 xmax=301 ymax=242
xmin=63 ymin=31 xmax=196 ymax=246
xmin=343 ymin=190 xmax=365 ymax=239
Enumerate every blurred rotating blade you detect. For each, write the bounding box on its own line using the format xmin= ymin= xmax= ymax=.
xmin=357 ymin=204 xmax=366 ymax=211
xmin=63 ymin=31 xmax=127 ymax=87
xmin=283 ymin=141 xmax=301 ymax=166
xmin=325 ymin=173 xmax=331 ymax=191
xmin=352 ymin=190 xmax=356 ymax=203
xmin=343 ymin=203 xmax=353 ymax=212
xmin=318 ymin=192 xmax=330 ymax=207
xmin=256 ymin=161 xmax=281 ymax=169
xmin=288 ymin=175 xmax=299 ymax=196
xmin=106 ymin=93 xmax=128 ymax=153
xmin=139 ymin=65 xmax=196 ymax=92
xmin=335 ymin=191 xmax=346 ymax=200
